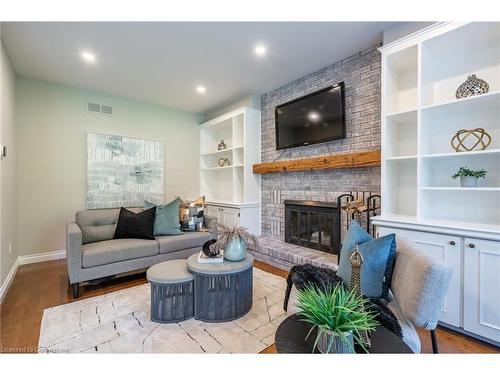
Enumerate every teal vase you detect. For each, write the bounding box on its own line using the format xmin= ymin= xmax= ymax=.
xmin=224 ymin=236 xmax=247 ymax=262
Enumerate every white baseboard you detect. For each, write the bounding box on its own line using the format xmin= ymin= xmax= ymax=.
xmin=18 ymin=249 xmax=67 ymax=265
xmin=0 ymin=257 xmax=19 ymax=304
xmin=0 ymin=250 xmax=67 ymax=304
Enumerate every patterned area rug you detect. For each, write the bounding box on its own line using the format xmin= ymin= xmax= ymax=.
xmin=38 ymin=268 xmax=287 ymax=353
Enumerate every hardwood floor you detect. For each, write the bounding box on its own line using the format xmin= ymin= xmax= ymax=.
xmin=0 ymin=259 xmax=497 ymax=354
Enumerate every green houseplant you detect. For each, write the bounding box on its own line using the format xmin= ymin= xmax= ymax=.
xmin=452 ymin=167 xmax=487 ymax=187
xmin=296 ymin=283 xmax=378 ymax=354
xmin=213 ymin=224 xmax=259 ymax=262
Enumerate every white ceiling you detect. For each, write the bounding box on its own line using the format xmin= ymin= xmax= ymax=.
xmin=2 ymin=22 xmax=394 ymax=113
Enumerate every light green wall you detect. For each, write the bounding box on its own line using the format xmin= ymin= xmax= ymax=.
xmin=15 ymin=77 xmax=203 ymax=256
xmin=1 ymin=40 xmax=18 ymax=285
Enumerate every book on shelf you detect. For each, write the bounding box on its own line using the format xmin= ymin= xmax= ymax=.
xmin=197 ymin=250 xmax=224 ymax=263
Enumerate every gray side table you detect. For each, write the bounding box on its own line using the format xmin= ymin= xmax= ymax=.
xmin=147 ymin=259 xmax=194 ymax=323
xmin=187 ymin=253 xmax=254 ymax=322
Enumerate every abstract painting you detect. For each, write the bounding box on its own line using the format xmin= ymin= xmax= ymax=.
xmin=86 ymin=133 xmax=164 ymax=209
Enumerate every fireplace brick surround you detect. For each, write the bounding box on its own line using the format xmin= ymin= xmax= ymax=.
xmin=257 ymin=44 xmax=381 ymax=270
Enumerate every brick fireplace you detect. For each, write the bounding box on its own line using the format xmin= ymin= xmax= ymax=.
xmin=260 ymin=44 xmax=381 ymax=244
xmin=252 ymin=44 xmax=382 ymax=271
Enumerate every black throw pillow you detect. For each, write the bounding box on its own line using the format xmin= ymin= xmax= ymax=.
xmin=114 ymin=207 xmax=156 ymax=240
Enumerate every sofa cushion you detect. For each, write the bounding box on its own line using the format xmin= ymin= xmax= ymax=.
xmin=82 ymin=238 xmax=159 ymax=268
xmin=76 ymin=207 xmax=143 ymax=244
xmin=114 ymin=207 xmax=156 ymax=240
xmin=145 ymin=198 xmax=182 ymax=236
xmin=156 ymin=231 xmax=211 ymax=254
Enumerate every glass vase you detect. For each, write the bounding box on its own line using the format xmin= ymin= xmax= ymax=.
xmin=316 ymin=329 xmax=355 ymax=354
xmin=223 ymin=236 xmax=247 ymax=262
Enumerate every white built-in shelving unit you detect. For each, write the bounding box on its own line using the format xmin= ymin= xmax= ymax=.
xmin=199 ymin=107 xmax=261 ymax=234
xmin=374 ymin=22 xmax=500 ymax=345
xmin=380 ymin=22 xmax=500 ymax=230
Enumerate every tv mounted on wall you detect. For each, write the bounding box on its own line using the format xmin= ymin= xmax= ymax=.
xmin=275 ymin=82 xmax=346 ymax=150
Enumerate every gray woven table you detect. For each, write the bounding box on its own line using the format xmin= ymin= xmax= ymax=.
xmin=186 ymin=253 xmax=254 ymax=322
xmin=147 ymin=260 xmax=194 ymax=323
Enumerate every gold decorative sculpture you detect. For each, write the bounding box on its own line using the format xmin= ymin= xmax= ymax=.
xmin=451 ymin=128 xmax=491 ymax=152
xmin=217 ymin=157 xmax=231 ymax=167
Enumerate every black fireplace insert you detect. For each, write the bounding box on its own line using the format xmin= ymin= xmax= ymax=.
xmin=284 ymin=200 xmax=341 ymax=255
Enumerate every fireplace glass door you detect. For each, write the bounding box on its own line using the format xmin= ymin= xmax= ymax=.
xmin=285 ymin=202 xmax=339 ymax=254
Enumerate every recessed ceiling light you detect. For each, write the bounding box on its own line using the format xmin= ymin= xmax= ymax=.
xmin=308 ymin=111 xmax=321 ymax=122
xmin=254 ymin=44 xmax=267 ymax=56
xmin=196 ymin=85 xmax=206 ymax=94
xmin=81 ymin=51 xmax=96 ymax=63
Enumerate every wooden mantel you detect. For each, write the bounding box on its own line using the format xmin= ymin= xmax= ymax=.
xmin=252 ymin=150 xmax=381 ymax=174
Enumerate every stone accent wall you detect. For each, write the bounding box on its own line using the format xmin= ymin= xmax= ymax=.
xmin=260 ymin=45 xmax=382 ymax=239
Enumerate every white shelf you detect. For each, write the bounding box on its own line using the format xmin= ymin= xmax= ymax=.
xmin=422 ymin=90 xmax=500 ymax=114
xmin=372 ymin=214 xmax=500 ymax=238
xmin=201 ymin=166 xmax=236 ymax=171
xmin=421 ymin=187 xmax=500 ymax=191
xmin=422 ymin=149 xmax=500 ymax=159
xmin=201 ymin=147 xmax=237 ymax=156
xmin=385 ymin=108 xmax=418 ymax=119
xmin=386 ymin=155 xmax=418 ymax=161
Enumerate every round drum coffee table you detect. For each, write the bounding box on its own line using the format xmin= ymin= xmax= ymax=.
xmin=186 ymin=253 xmax=254 ymax=322
xmin=275 ymin=314 xmax=413 ymax=354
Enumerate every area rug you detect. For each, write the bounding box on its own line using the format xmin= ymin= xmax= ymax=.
xmin=38 ymin=268 xmax=287 ymax=353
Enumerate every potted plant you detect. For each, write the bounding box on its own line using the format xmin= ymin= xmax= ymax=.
xmin=295 ymin=283 xmax=378 ymax=354
xmin=452 ymin=167 xmax=487 ymax=187
xmin=213 ymin=224 xmax=259 ymax=262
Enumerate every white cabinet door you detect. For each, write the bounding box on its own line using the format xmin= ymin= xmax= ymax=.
xmin=378 ymin=227 xmax=462 ymax=327
xmin=205 ymin=205 xmax=220 ymax=220
xmin=206 ymin=205 xmax=240 ymax=227
xmin=220 ymin=207 xmax=240 ymax=227
xmin=463 ymin=238 xmax=500 ymax=343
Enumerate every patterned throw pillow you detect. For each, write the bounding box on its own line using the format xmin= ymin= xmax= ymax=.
xmin=337 ymin=221 xmax=396 ymax=299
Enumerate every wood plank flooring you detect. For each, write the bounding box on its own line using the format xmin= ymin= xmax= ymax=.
xmin=0 ymin=259 xmax=497 ymax=354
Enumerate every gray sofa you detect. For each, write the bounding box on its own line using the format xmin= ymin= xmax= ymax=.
xmin=66 ymin=208 xmax=214 ymax=298
xmin=285 ymin=237 xmax=452 ymax=353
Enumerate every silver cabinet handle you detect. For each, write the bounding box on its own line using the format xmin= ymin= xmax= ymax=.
xmin=449 ymin=241 xmax=456 ymax=246
xmin=468 ymin=243 xmax=475 ymax=249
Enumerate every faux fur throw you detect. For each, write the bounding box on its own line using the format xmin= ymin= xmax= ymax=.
xmin=284 ymin=264 xmax=403 ymax=339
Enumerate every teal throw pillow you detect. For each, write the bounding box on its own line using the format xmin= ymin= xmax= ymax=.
xmin=337 ymin=221 xmax=396 ymax=298
xmin=145 ymin=198 xmax=182 ymax=236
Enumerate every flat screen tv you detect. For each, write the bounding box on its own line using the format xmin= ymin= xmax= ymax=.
xmin=275 ymin=82 xmax=346 ymax=150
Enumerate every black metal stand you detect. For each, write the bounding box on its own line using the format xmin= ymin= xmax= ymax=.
xmin=430 ymin=329 xmax=439 ymax=353
xmin=366 ymin=194 xmax=381 ymax=236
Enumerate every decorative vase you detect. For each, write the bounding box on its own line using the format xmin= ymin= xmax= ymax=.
xmin=223 ymin=236 xmax=247 ymax=262
xmin=455 ymin=74 xmax=489 ymax=99
xmin=218 ymin=139 xmax=227 ymax=151
xmin=316 ymin=329 xmax=355 ymax=354
xmin=460 ymin=176 xmax=478 ymax=187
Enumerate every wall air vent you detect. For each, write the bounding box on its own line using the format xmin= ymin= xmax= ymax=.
xmin=87 ymin=102 xmax=114 ymax=116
